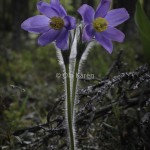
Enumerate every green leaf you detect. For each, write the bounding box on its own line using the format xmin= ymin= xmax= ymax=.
xmin=135 ymin=0 xmax=150 ymax=62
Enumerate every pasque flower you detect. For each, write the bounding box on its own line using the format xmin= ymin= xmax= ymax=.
xmin=78 ymin=0 xmax=129 ymax=53
xmin=21 ymin=0 xmax=76 ymax=50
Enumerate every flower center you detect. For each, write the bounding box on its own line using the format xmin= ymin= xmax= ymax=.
xmin=50 ymin=17 xmax=64 ymax=30
xmin=93 ymin=17 xmax=108 ymax=32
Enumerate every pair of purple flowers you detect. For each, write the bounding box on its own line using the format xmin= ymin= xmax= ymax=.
xmin=21 ymin=0 xmax=129 ymax=53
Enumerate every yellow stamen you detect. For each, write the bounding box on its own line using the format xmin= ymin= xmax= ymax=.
xmin=93 ymin=17 xmax=108 ymax=32
xmin=50 ymin=17 xmax=64 ymax=30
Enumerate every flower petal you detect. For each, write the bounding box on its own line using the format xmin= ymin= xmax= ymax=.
xmin=50 ymin=0 xmax=60 ymax=5
xmin=105 ymin=8 xmax=129 ymax=27
xmin=78 ymin=4 xmax=95 ymax=24
xmin=38 ymin=1 xmax=67 ymax=18
xmin=38 ymin=4 xmax=59 ymax=18
xmin=102 ymin=27 xmax=125 ymax=42
xmin=82 ymin=24 xmax=95 ymax=41
xmin=64 ymin=16 xmax=76 ymax=30
xmin=21 ymin=15 xmax=50 ymax=33
xmin=95 ymin=32 xmax=113 ymax=53
xmin=38 ymin=29 xmax=60 ymax=46
xmin=95 ymin=0 xmax=111 ymax=18
xmin=51 ymin=4 xmax=67 ymax=17
xmin=37 ymin=1 xmax=50 ymax=11
xmin=56 ymin=28 xmax=69 ymax=50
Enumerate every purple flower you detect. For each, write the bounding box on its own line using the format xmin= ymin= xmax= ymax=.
xmin=21 ymin=0 xmax=76 ymax=50
xmin=78 ymin=0 xmax=129 ymax=53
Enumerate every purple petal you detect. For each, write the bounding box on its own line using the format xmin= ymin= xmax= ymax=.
xmin=37 ymin=1 xmax=50 ymax=11
xmin=21 ymin=15 xmax=50 ymax=33
xmin=102 ymin=27 xmax=125 ymax=42
xmin=82 ymin=24 xmax=95 ymax=41
xmin=95 ymin=32 xmax=113 ymax=53
xmin=56 ymin=28 xmax=69 ymax=50
xmin=50 ymin=0 xmax=60 ymax=5
xmin=64 ymin=16 xmax=76 ymax=30
xmin=95 ymin=0 xmax=111 ymax=18
xmin=78 ymin=4 xmax=95 ymax=24
xmin=38 ymin=1 xmax=67 ymax=18
xmin=105 ymin=8 xmax=129 ymax=27
xmin=50 ymin=4 xmax=67 ymax=17
xmin=38 ymin=5 xmax=59 ymax=18
xmin=38 ymin=29 xmax=60 ymax=46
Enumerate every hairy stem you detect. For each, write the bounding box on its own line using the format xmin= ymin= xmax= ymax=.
xmin=71 ymin=59 xmax=80 ymax=116
xmin=65 ymin=63 xmax=76 ymax=150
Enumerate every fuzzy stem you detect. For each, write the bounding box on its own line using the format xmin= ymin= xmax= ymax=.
xmin=71 ymin=59 xmax=80 ymax=116
xmin=61 ymin=49 xmax=76 ymax=150
xmin=65 ymin=64 xmax=75 ymax=150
